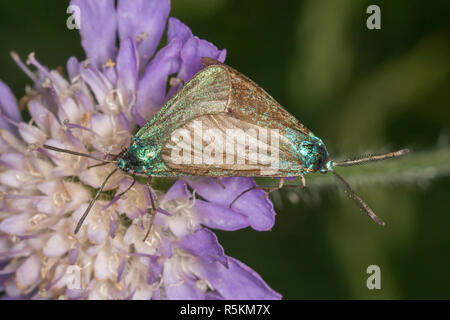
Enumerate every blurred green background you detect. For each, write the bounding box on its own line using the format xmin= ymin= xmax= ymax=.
xmin=0 ymin=0 xmax=449 ymax=299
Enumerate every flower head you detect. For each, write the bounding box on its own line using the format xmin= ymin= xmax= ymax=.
xmin=0 ymin=0 xmax=280 ymax=300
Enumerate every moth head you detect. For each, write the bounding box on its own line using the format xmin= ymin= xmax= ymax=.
xmin=118 ymin=141 xmax=156 ymax=174
xmin=118 ymin=151 xmax=140 ymax=173
xmin=299 ymin=140 xmax=329 ymax=173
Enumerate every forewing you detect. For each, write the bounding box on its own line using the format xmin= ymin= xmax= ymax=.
xmin=224 ymin=63 xmax=313 ymax=136
xmin=135 ymin=65 xmax=230 ymax=146
xmin=161 ymin=113 xmax=305 ymax=177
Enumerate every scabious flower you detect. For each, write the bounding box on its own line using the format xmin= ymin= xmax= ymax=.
xmin=0 ymin=0 xmax=281 ymax=300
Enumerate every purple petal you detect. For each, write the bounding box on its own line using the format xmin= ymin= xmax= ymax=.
xmin=147 ymin=256 xmax=163 ymax=285
xmin=117 ymin=257 xmax=127 ymax=283
xmin=109 ymin=217 xmax=117 ymax=237
xmin=66 ymin=56 xmax=80 ymax=81
xmin=131 ymin=106 xmax=146 ymax=127
xmin=79 ymin=64 xmax=113 ymax=107
xmin=117 ymin=0 xmax=170 ymax=68
xmin=43 ymin=233 xmax=71 ymax=257
xmin=117 ymin=111 xmax=131 ymax=132
xmin=0 ymin=153 xmax=26 ymax=171
xmin=177 ymin=229 xmax=228 ymax=267
xmin=176 ymin=29 xmax=227 ymax=82
xmin=0 ymin=272 xmax=13 ymax=291
xmin=68 ymin=246 xmax=79 ymax=265
xmin=0 ymin=213 xmax=32 ymax=235
xmin=162 ymin=179 xmax=190 ymax=203
xmin=28 ymin=100 xmax=58 ymax=132
xmin=102 ymin=64 xmax=117 ymax=85
xmin=74 ymin=90 xmax=95 ymax=112
xmin=57 ymin=95 xmax=82 ymax=125
xmin=71 ymin=0 xmax=118 ymax=67
xmin=136 ymin=39 xmax=182 ymax=120
xmin=0 ymin=81 xmax=21 ymax=134
xmin=163 ymin=258 xmax=205 ymax=300
xmin=94 ymin=249 xmax=114 ymax=280
xmin=116 ymin=38 xmax=139 ymax=100
xmin=188 ymin=177 xmax=276 ymax=231
xmin=0 ymin=81 xmax=21 ymax=122
xmin=165 ymin=20 xmax=226 ymax=97
xmin=167 ymin=17 xmax=193 ymax=44
xmin=87 ymin=220 xmax=108 ymax=244
xmin=157 ymin=207 xmax=172 ymax=216
xmin=116 ymin=183 xmax=148 ymax=220
xmin=195 ymin=200 xmax=249 ymax=231
xmin=16 ymin=254 xmax=41 ymax=289
xmin=194 ymin=257 xmax=282 ymax=300
xmin=205 ymin=291 xmax=225 ymax=300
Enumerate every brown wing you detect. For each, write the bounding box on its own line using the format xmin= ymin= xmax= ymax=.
xmin=201 ymin=58 xmax=312 ymax=136
xmin=135 ymin=65 xmax=230 ymax=144
xmin=161 ymin=113 xmax=304 ymax=177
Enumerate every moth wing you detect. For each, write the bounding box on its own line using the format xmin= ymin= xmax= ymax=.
xmin=161 ymin=113 xmax=304 ymax=177
xmin=223 ymin=64 xmax=313 ymax=136
xmin=132 ymin=60 xmax=319 ymax=177
xmin=135 ymin=65 xmax=230 ymax=146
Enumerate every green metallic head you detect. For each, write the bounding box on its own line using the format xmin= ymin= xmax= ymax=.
xmin=298 ymin=140 xmax=331 ymax=173
xmin=118 ymin=139 xmax=158 ymax=174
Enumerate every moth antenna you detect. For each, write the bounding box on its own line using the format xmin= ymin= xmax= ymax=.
xmin=87 ymin=150 xmax=125 ymax=169
xmin=87 ymin=162 xmax=111 ymax=170
xmin=74 ymin=168 xmax=119 ymax=234
xmin=331 ymin=170 xmax=385 ymax=226
xmin=143 ymin=177 xmax=157 ymax=241
xmin=42 ymin=144 xmax=117 ymax=164
xmin=333 ymin=148 xmax=409 ymax=167
xmin=143 ymin=208 xmax=156 ymax=242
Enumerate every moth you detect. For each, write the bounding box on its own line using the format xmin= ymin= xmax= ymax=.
xmin=43 ymin=57 xmax=408 ymax=236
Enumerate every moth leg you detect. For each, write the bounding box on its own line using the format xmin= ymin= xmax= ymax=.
xmin=279 ymin=175 xmax=307 ymax=190
xmin=143 ymin=207 xmax=156 ymax=242
xmin=230 ymin=177 xmax=291 ymax=207
xmin=260 ymin=178 xmax=285 ymax=199
xmin=116 ymin=175 xmax=136 ymax=198
xmin=301 ymin=175 xmax=306 ymax=188
xmin=230 ymin=178 xmax=288 ymax=207
xmin=143 ymin=176 xmax=158 ymax=241
xmin=229 ymin=186 xmax=258 ymax=208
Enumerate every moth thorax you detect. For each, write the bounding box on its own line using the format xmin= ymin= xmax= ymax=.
xmin=118 ymin=141 xmax=155 ymax=174
xmin=299 ymin=140 xmax=329 ymax=173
